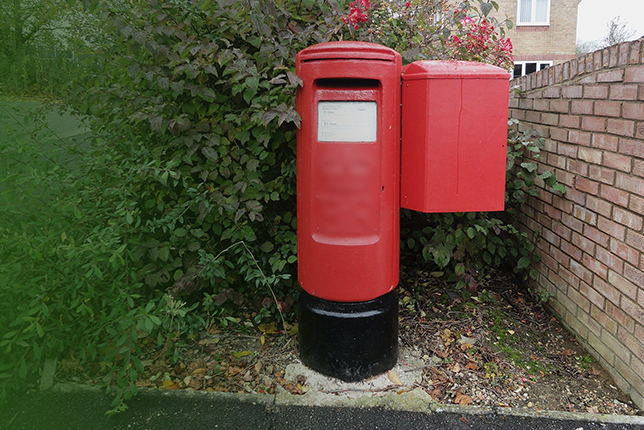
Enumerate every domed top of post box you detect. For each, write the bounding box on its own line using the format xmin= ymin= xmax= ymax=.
xmin=402 ymin=60 xmax=511 ymax=80
xmin=297 ymin=41 xmax=399 ymax=62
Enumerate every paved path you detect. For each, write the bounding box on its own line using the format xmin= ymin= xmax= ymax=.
xmin=2 ymin=385 xmax=643 ymax=430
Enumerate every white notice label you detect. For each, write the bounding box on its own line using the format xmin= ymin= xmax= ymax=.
xmin=318 ymin=101 xmax=377 ymax=142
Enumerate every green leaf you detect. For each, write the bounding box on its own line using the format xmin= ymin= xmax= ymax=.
xmin=160 ymin=171 xmax=169 ymax=186
xmin=520 ymin=162 xmax=538 ymax=172
xmin=481 ymin=2 xmax=493 ymax=16
xmin=202 ymin=147 xmax=218 ymax=162
xmin=156 ymin=246 xmax=169 ymax=262
xmin=455 ymin=263 xmax=465 ymax=276
xmin=553 ymin=183 xmax=567 ymax=193
xmin=18 ymin=360 xmax=27 ymax=379
xmin=132 ymin=356 xmax=144 ymax=373
xmin=483 ymin=251 xmax=492 ymax=265
xmin=35 ymin=322 xmax=44 ymax=338
xmin=3 ymin=331 xmax=18 ymax=339
xmin=191 ymin=229 xmax=205 ymax=238
xmin=33 ymin=342 xmax=42 ymax=360
xmin=517 ymin=257 xmax=531 ymax=269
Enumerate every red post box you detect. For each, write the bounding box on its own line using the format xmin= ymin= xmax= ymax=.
xmin=400 ymin=61 xmax=511 ymax=213
xmin=295 ymin=41 xmax=401 ymax=382
xmin=296 ymin=42 xmax=402 ymax=303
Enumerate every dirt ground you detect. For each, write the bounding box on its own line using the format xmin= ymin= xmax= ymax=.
xmin=56 ymin=268 xmax=643 ymax=416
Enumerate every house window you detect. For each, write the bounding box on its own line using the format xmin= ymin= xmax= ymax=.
xmin=517 ymin=0 xmax=550 ymax=25
xmin=513 ymin=61 xmax=552 ymax=78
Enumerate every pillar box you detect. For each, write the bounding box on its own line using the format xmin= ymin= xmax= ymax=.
xmin=295 ymin=41 xmax=401 ymax=382
xmin=400 ymin=61 xmax=511 ymax=213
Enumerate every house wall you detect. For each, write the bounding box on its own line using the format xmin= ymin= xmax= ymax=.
xmin=494 ymin=0 xmax=581 ymax=63
xmin=509 ymin=37 xmax=644 ymax=409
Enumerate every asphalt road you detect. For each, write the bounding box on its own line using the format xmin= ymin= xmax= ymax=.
xmin=1 ymin=387 xmax=642 ymax=430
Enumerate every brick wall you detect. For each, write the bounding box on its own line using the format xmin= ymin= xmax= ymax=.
xmin=509 ymin=37 xmax=644 ymax=409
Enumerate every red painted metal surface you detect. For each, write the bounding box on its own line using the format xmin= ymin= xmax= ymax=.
xmin=400 ymin=61 xmax=511 ymax=213
xmin=296 ymin=42 xmax=402 ymax=302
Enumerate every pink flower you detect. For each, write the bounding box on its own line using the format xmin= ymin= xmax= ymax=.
xmin=341 ymin=0 xmax=371 ymax=29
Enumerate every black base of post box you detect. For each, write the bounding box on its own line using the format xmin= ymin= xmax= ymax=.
xmin=298 ymin=289 xmax=398 ymax=382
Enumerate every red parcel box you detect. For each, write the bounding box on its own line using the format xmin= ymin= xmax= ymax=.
xmin=296 ymin=42 xmax=402 ymax=302
xmin=401 ymin=61 xmax=511 ymax=213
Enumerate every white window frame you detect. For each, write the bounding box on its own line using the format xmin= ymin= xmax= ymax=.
xmin=513 ymin=61 xmax=553 ymax=78
xmin=517 ymin=0 xmax=551 ymax=26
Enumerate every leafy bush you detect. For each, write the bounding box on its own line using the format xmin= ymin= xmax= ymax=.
xmin=0 ymin=104 xmax=170 ymax=412
xmin=66 ymin=0 xmax=359 ymax=306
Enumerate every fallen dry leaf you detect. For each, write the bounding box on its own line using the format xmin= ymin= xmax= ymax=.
xmin=459 ymin=395 xmax=473 ymax=405
xmin=189 ymin=377 xmax=202 ymax=389
xmin=454 ymin=388 xmax=473 ymax=405
xmin=430 ymin=387 xmax=443 ymax=401
xmin=227 ymin=366 xmax=242 ymax=376
xmin=561 ymin=349 xmax=575 ymax=356
xmin=589 ymin=365 xmax=601 ymax=376
xmin=162 ymin=380 xmax=180 ymax=390
xmin=258 ymin=322 xmax=278 ymax=334
xmin=135 ymin=379 xmax=152 ymax=388
xmin=465 ymin=361 xmax=478 ymax=371
xmin=452 ymin=362 xmax=461 ymax=373
xmin=388 ymin=370 xmax=403 ymax=385
xmin=289 ymin=324 xmax=299 ymax=336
